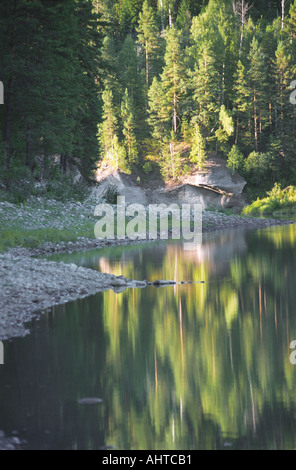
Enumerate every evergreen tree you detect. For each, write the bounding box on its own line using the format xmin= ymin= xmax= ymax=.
xmin=175 ymin=0 xmax=192 ymax=48
xmin=247 ymin=37 xmax=268 ymax=152
xmin=100 ymin=87 xmax=118 ymax=159
xmin=191 ymin=45 xmax=218 ymax=143
xmin=118 ymin=34 xmax=146 ymax=134
xmin=0 ymin=0 xmax=102 ymax=178
xmin=137 ymin=0 xmax=160 ymax=87
xmin=227 ymin=145 xmax=244 ymax=174
xmin=190 ymin=124 xmax=206 ymax=170
xmin=289 ymin=0 xmax=296 ymax=40
xmin=215 ymin=105 xmax=234 ymax=154
xmin=121 ymin=89 xmax=138 ymax=164
xmin=161 ymin=26 xmax=186 ymax=135
xmin=101 ymin=35 xmax=119 ymax=89
xmin=233 ymin=60 xmax=250 ymax=147
xmin=273 ymin=42 xmax=292 ymax=137
xmin=147 ymin=77 xmax=170 ymax=142
xmin=271 ymin=41 xmax=296 ymax=176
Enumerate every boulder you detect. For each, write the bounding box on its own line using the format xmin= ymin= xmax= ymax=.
xmin=186 ymin=161 xmax=246 ymax=196
xmin=93 ymin=170 xmax=148 ymax=205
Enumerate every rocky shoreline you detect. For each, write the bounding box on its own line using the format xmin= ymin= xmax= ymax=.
xmin=5 ymin=208 xmax=295 ymax=258
xmin=0 ymin=197 xmax=295 ymax=343
xmin=0 ymin=201 xmax=295 ymax=450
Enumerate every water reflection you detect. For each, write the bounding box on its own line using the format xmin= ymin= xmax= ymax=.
xmin=1 ymin=225 xmax=296 ymax=449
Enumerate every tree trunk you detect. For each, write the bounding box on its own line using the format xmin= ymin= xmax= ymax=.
xmin=239 ymin=0 xmax=244 ymax=57
xmin=145 ymin=41 xmax=149 ymax=86
xmin=173 ymin=91 xmax=177 ymax=134
xmin=170 ymin=141 xmax=175 ymax=179
xmin=253 ymin=91 xmax=258 ymax=152
xmin=235 ymin=113 xmax=239 ymax=145
xmin=159 ymin=0 xmax=165 ymax=34
xmin=168 ymin=7 xmax=173 ymax=29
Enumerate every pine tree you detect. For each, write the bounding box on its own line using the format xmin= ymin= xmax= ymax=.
xmin=190 ymin=124 xmax=207 ymax=170
xmin=215 ymin=105 xmax=234 ymax=154
xmin=113 ymin=0 xmax=144 ymax=37
xmin=72 ymin=0 xmax=103 ymax=177
xmin=289 ymin=0 xmax=296 ymax=39
xmin=271 ymin=40 xmax=296 ymax=176
xmin=147 ymin=77 xmax=170 ymax=142
xmin=161 ymin=26 xmax=186 ymax=135
xmin=158 ymin=0 xmax=178 ymax=31
xmin=100 ymin=87 xmax=118 ymax=159
xmin=121 ymin=89 xmax=138 ymax=164
xmin=118 ymin=34 xmax=146 ymax=132
xmin=192 ymin=45 xmax=219 ymax=143
xmin=247 ymin=37 xmax=268 ymax=152
xmin=137 ymin=0 xmax=160 ymax=87
xmin=273 ymin=42 xmax=292 ymax=137
xmin=233 ymin=60 xmax=250 ymax=147
xmin=0 ymin=0 xmax=102 ymax=178
xmin=189 ymin=0 xmax=238 ymax=110
xmin=160 ymin=130 xmax=182 ymax=180
xmin=232 ymin=0 xmax=253 ymax=56
xmin=101 ymin=35 xmax=119 ymax=91
xmin=175 ymin=0 xmax=192 ymax=48
xmin=227 ymin=145 xmax=244 ymax=174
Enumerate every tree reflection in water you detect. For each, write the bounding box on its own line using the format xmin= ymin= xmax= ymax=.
xmin=1 ymin=225 xmax=296 ymax=450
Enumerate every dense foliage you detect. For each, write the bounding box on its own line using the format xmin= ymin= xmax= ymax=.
xmin=1 ymin=0 xmax=296 ymax=199
xmin=243 ymin=183 xmax=296 ymax=216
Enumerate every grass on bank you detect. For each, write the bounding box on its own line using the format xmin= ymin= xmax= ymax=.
xmin=0 ymin=215 xmax=201 ymax=253
xmin=243 ymin=184 xmax=296 ymax=217
xmin=0 ymin=226 xmax=96 ymax=253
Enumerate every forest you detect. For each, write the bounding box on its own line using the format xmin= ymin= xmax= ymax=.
xmin=1 ymin=0 xmax=296 ymax=200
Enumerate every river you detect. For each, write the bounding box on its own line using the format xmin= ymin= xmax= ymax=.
xmin=1 ymin=224 xmax=296 ymax=450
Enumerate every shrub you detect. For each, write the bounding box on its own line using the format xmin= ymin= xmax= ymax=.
xmin=243 ymin=151 xmax=271 ymax=186
xmin=227 ymin=145 xmax=244 ymax=175
xmin=242 ymin=183 xmax=296 ymax=216
xmin=103 ymin=184 xmax=120 ymax=204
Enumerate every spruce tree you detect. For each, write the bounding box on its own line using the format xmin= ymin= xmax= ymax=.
xmin=247 ymin=37 xmax=268 ymax=152
xmin=192 ymin=45 xmax=218 ymax=144
xmin=233 ymin=60 xmax=250 ymax=147
xmin=271 ymin=41 xmax=296 ymax=176
xmin=121 ymin=89 xmax=138 ymax=164
xmin=0 ymin=0 xmax=102 ymax=178
xmin=190 ymin=124 xmax=207 ymax=170
xmin=118 ymin=34 xmax=146 ymax=132
xmin=137 ymin=0 xmax=160 ymax=87
xmin=161 ymin=26 xmax=186 ymax=135
xmin=147 ymin=77 xmax=170 ymax=142
xmin=100 ymin=87 xmax=118 ymax=160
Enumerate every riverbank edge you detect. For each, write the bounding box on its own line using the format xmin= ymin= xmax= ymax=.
xmin=0 ymin=214 xmax=294 ymax=344
xmin=0 ymin=213 xmax=295 ymax=449
xmin=5 ymin=212 xmax=295 ymax=258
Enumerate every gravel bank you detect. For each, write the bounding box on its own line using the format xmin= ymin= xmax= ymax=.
xmin=0 ymin=253 xmax=149 ymax=341
xmin=0 ymin=197 xmax=294 ymax=342
xmin=1 ymin=196 xmax=293 ymax=257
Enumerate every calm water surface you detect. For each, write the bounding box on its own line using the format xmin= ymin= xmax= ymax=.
xmin=1 ymin=225 xmax=296 ymax=450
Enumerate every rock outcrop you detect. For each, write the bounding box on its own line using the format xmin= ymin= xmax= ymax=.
xmin=94 ymin=157 xmax=247 ymax=210
xmin=94 ymin=170 xmax=149 ymax=205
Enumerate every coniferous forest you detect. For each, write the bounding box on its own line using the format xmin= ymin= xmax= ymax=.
xmin=1 ymin=0 xmax=296 ymax=200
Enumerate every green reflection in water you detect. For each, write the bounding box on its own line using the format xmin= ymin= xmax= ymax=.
xmin=1 ymin=225 xmax=296 ymax=449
